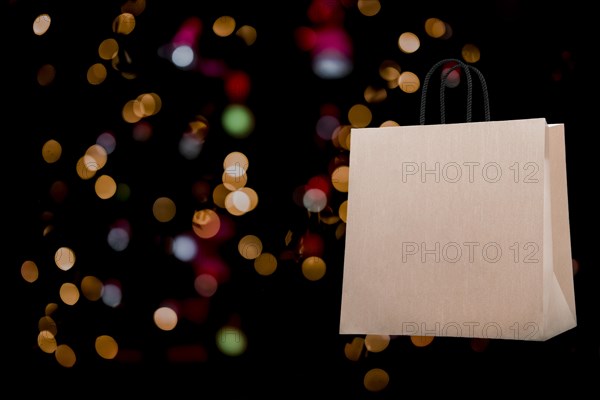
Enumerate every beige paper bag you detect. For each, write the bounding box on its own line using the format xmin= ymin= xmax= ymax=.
xmin=339 ymin=118 xmax=576 ymax=341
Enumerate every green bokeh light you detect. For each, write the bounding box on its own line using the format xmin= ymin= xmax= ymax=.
xmin=222 ymin=105 xmax=254 ymax=138
xmin=216 ymin=326 xmax=247 ymax=356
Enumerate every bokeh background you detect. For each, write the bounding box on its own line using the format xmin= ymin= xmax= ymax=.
xmin=8 ymin=0 xmax=598 ymax=394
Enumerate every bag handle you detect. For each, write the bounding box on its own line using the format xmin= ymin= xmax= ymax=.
xmin=419 ymin=58 xmax=490 ymax=125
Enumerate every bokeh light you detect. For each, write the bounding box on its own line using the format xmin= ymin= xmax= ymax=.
xmin=222 ymin=105 xmax=254 ymax=138
xmin=216 ymin=326 xmax=247 ymax=356
xmin=81 ymin=276 xmax=104 ymax=301
xmin=113 ymin=13 xmax=136 ymax=35
xmin=172 ymin=45 xmax=195 ymax=68
xmin=55 ymin=247 xmax=75 ymax=271
xmin=95 ymin=335 xmax=119 ymax=359
xmin=358 ymin=0 xmax=381 ymax=16
xmin=398 ymin=32 xmax=420 ymax=53
xmin=55 ymin=344 xmax=76 ymax=368
xmin=38 ymin=316 xmax=57 ymax=336
xmin=108 ymin=227 xmax=130 ymax=251
xmin=213 ymin=16 xmax=236 ymax=37
xmin=238 ymin=235 xmax=263 ymax=260
xmin=348 ymin=104 xmax=371 ymax=128
xmin=99 ymin=38 xmax=119 ymax=60
xmin=344 ymin=337 xmax=365 ymax=361
xmin=365 ymin=334 xmax=390 ymax=352
xmin=42 ymin=139 xmax=61 ymax=164
xmin=254 ymin=252 xmax=278 ymax=276
xmin=236 ymin=25 xmax=257 ymax=45
xmin=301 ymin=256 xmax=326 ymax=281
xmin=425 ymin=17 xmax=446 ymax=38
xmin=21 ymin=260 xmax=39 ymax=283
xmin=339 ymin=200 xmax=348 ymax=223
xmin=303 ymin=188 xmax=327 ymax=212
xmin=37 ymin=64 xmax=56 ymax=86
xmin=411 ymin=335 xmax=434 ymax=347
xmin=96 ymin=132 xmax=116 ymax=154
xmin=398 ymin=71 xmax=420 ymax=93
xmin=33 ymin=14 xmax=51 ymax=36
xmin=364 ymin=368 xmax=389 ymax=392
xmin=154 ymin=306 xmax=178 ymax=331
xmin=194 ymin=274 xmax=218 ymax=297
xmin=95 ymin=175 xmax=117 ymax=200
xmin=153 ymin=197 xmax=176 ymax=222
xmin=462 ymin=43 xmax=481 ymax=63
xmin=331 ymin=166 xmax=349 ymax=192
xmin=192 ymin=209 xmax=221 ymax=239
xmin=87 ymin=63 xmax=107 ymax=85
xmin=59 ymin=283 xmax=80 ymax=306
xmin=173 ymin=234 xmax=198 ymax=262
xmin=38 ymin=331 xmax=57 ymax=354
xmin=102 ymin=283 xmax=122 ymax=308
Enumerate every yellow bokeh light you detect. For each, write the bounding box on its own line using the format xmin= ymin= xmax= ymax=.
xmin=192 ymin=209 xmax=221 ymax=239
xmin=55 ymin=344 xmax=76 ymax=368
xmin=55 ymin=247 xmax=75 ymax=271
xmin=239 ymin=187 xmax=259 ymax=211
xmin=379 ymin=60 xmax=400 ymax=82
xmin=398 ymin=71 xmax=420 ymax=93
xmin=236 ymin=25 xmax=257 ymax=45
xmin=425 ymin=17 xmax=446 ymax=38
xmin=213 ymin=16 xmax=236 ymax=37
xmin=238 ymin=235 xmax=263 ymax=260
xmin=411 ymin=335 xmax=434 ymax=347
xmin=301 ymin=256 xmax=326 ymax=281
xmin=231 ymin=190 xmax=252 ymax=213
xmin=348 ymin=104 xmax=372 ymax=128
xmin=358 ymin=0 xmax=381 ymax=16
xmin=339 ymin=200 xmax=348 ymax=223
xmin=121 ymin=0 xmax=146 ymax=15
xmin=380 ymin=120 xmax=399 ymax=127
xmin=154 ymin=306 xmax=178 ymax=331
xmin=113 ymin=13 xmax=136 ymax=35
xmin=85 ymin=144 xmax=108 ymax=171
xmin=95 ymin=335 xmax=119 ymax=359
xmin=364 ymin=368 xmax=389 ymax=392
xmin=33 ymin=14 xmax=51 ymax=36
xmin=213 ymin=184 xmax=230 ymax=208
xmin=462 ymin=43 xmax=481 ymax=63
xmin=335 ymin=222 xmax=346 ymax=239
xmin=153 ymin=197 xmax=176 ymax=222
xmin=45 ymin=303 xmax=58 ymax=316
xmin=344 ymin=337 xmax=365 ymax=361
xmin=254 ymin=252 xmax=277 ymax=276
xmin=364 ymin=86 xmax=387 ymax=103
xmin=42 ymin=139 xmax=61 ymax=164
xmin=224 ymin=192 xmax=246 ymax=216
xmin=21 ymin=260 xmax=39 ymax=283
xmin=37 ymin=64 xmax=56 ymax=86
xmin=137 ymin=93 xmax=158 ymax=116
xmin=398 ymin=32 xmax=420 ymax=53
xmin=365 ymin=334 xmax=390 ymax=352
xmin=76 ymin=156 xmax=97 ymax=180
xmin=331 ymin=166 xmax=349 ymax=192
xmin=99 ymin=38 xmax=119 ymax=60
xmin=87 ymin=63 xmax=107 ymax=85
xmin=60 ymin=283 xmax=80 ymax=306
xmin=95 ymin=175 xmax=117 ymax=200
xmin=222 ymin=170 xmax=247 ymax=191
xmin=38 ymin=331 xmax=57 ymax=354
xmin=38 ymin=316 xmax=57 ymax=336
xmin=122 ymin=100 xmax=141 ymax=123
xmin=81 ymin=276 xmax=104 ymax=301
xmin=223 ymin=151 xmax=249 ymax=171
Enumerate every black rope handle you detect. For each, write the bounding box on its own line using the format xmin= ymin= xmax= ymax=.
xmin=419 ymin=58 xmax=490 ymax=125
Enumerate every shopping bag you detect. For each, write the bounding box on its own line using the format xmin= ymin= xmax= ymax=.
xmin=339 ymin=59 xmax=576 ymax=341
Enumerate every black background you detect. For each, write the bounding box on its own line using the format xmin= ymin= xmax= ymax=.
xmin=6 ymin=0 xmax=598 ymax=395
